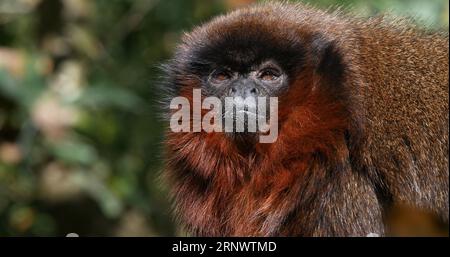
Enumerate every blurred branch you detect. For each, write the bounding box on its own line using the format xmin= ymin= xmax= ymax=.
xmin=106 ymin=0 xmax=160 ymax=47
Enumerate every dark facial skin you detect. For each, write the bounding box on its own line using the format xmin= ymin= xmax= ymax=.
xmin=199 ymin=60 xmax=288 ymax=146
xmin=206 ymin=60 xmax=288 ymax=99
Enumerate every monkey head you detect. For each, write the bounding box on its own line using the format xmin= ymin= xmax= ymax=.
xmin=162 ymin=4 xmax=348 ymax=144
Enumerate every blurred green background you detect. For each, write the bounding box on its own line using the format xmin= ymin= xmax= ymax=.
xmin=0 ymin=0 xmax=448 ymax=236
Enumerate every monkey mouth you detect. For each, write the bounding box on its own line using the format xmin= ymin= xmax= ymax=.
xmin=223 ymin=109 xmax=266 ymax=134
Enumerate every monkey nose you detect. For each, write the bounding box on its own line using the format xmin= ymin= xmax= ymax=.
xmin=229 ymin=86 xmax=259 ymax=98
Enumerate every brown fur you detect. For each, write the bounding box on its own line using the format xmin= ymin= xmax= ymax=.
xmin=162 ymin=3 xmax=449 ymax=236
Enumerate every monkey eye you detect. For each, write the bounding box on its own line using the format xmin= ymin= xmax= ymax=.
xmin=210 ymin=69 xmax=233 ymax=84
xmin=258 ymin=68 xmax=281 ymax=82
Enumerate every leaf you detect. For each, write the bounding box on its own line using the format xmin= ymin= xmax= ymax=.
xmin=48 ymin=140 xmax=98 ymax=165
xmin=77 ymin=85 xmax=145 ymax=112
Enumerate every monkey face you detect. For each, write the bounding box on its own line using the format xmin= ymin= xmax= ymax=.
xmin=206 ymin=59 xmax=287 ymax=131
xmin=197 ymin=42 xmax=296 ymax=135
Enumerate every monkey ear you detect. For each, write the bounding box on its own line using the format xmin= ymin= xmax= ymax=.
xmin=311 ymin=35 xmax=346 ymax=84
